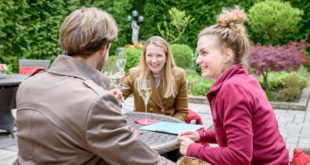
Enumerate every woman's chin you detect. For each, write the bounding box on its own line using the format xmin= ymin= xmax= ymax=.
xmin=201 ymin=72 xmax=214 ymax=79
xmin=201 ymin=72 xmax=209 ymax=78
xmin=150 ymin=69 xmax=161 ymax=74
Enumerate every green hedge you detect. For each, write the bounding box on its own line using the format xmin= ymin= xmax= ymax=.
xmin=0 ymin=0 xmax=133 ymax=72
xmin=186 ymin=69 xmax=214 ymax=96
xmin=1 ymin=0 xmax=309 ymax=73
xmin=125 ymin=46 xmax=142 ymax=72
xmin=187 ymin=67 xmax=308 ymax=102
xmin=170 ymin=44 xmax=194 ymax=69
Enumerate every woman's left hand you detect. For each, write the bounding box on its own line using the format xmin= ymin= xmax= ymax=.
xmin=178 ymin=137 xmax=195 ymax=155
xmin=110 ymin=89 xmax=124 ymax=104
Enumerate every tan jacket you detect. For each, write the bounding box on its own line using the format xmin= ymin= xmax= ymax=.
xmin=122 ymin=67 xmax=188 ymax=121
xmin=15 ymin=55 xmax=175 ymax=165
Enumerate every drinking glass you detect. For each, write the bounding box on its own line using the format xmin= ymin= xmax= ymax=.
xmin=140 ymin=79 xmax=152 ymax=123
xmin=116 ymin=47 xmax=128 ymax=90
xmin=107 ymin=63 xmax=122 ymax=88
xmin=116 ymin=47 xmax=127 ymax=75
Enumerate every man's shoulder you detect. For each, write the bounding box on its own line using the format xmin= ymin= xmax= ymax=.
xmin=18 ymin=72 xmax=46 ymax=88
xmin=20 ymin=74 xmax=110 ymax=98
xmin=83 ymin=80 xmax=110 ymax=97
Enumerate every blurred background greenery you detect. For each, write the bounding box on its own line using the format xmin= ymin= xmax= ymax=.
xmin=0 ymin=0 xmax=309 ymax=101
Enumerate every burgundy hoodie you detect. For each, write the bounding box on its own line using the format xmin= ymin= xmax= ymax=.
xmin=187 ymin=65 xmax=289 ymax=165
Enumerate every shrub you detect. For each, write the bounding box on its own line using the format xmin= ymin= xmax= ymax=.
xmin=125 ymin=46 xmax=142 ymax=73
xmin=248 ymin=41 xmax=308 ymax=91
xmin=258 ymin=68 xmax=308 ymax=101
xmin=248 ymin=0 xmax=303 ymax=44
xmin=276 ymin=75 xmax=304 ymax=101
xmin=170 ymin=44 xmax=194 ymax=69
xmin=186 ymin=69 xmax=214 ymax=96
xmin=192 ymin=55 xmax=201 ymax=75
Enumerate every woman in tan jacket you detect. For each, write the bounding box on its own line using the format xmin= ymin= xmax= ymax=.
xmin=122 ymin=36 xmax=189 ymax=121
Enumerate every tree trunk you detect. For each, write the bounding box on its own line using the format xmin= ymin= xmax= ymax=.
xmin=262 ymin=70 xmax=269 ymax=92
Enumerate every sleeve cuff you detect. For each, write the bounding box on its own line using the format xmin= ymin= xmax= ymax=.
xmin=187 ymin=143 xmax=204 ymax=157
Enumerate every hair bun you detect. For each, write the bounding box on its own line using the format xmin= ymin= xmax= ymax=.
xmin=217 ymin=6 xmax=247 ymax=34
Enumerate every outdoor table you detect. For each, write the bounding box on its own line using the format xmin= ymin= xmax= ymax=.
xmin=124 ymin=111 xmax=182 ymax=154
xmin=0 ymin=74 xmax=28 ymax=137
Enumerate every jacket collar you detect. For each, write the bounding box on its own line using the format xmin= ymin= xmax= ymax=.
xmin=207 ymin=64 xmax=246 ymax=103
xmin=47 ymin=55 xmax=109 ymax=88
xmin=149 ymin=74 xmax=164 ymax=109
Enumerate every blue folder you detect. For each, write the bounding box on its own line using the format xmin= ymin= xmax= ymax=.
xmin=139 ymin=121 xmax=203 ymax=135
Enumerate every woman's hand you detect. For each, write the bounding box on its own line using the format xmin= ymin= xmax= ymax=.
xmin=177 ymin=130 xmax=200 ymax=142
xmin=110 ymin=89 xmax=124 ymax=104
xmin=178 ymin=137 xmax=195 ymax=155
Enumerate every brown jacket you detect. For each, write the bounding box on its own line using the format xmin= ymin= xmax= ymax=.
xmin=122 ymin=67 xmax=188 ymax=121
xmin=15 ymin=55 xmax=175 ymax=165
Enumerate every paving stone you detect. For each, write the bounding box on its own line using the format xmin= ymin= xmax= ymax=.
xmin=286 ymin=142 xmax=298 ymax=150
xmin=293 ymin=117 xmax=305 ymax=124
xmin=0 ymin=154 xmax=16 ymax=165
xmin=5 ymin=145 xmax=18 ymax=152
xmin=292 ymin=134 xmax=310 ymax=139
xmin=298 ymin=143 xmax=310 ymax=148
xmin=299 ymin=138 xmax=310 ymax=144
xmin=301 ymin=129 xmax=310 ymax=135
xmin=285 ymin=136 xmax=299 ymax=144
xmin=286 ymin=130 xmax=302 ymax=135
xmin=274 ymin=110 xmax=288 ymax=115
xmin=0 ymin=150 xmax=16 ymax=162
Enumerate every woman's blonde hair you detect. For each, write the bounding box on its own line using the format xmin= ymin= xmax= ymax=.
xmin=199 ymin=6 xmax=250 ymax=65
xmin=134 ymin=36 xmax=177 ymax=98
xmin=59 ymin=7 xmax=118 ymax=57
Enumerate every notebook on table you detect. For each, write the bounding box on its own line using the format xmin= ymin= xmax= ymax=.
xmin=139 ymin=121 xmax=204 ymax=135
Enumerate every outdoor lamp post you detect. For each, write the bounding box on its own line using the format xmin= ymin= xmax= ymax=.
xmin=127 ymin=10 xmax=144 ymax=45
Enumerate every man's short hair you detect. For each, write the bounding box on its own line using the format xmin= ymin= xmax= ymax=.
xmin=59 ymin=7 xmax=118 ymax=57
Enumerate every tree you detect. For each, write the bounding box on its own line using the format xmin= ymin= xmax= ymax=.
xmin=248 ymin=41 xmax=308 ymax=90
xmin=248 ymin=0 xmax=305 ymax=91
xmin=157 ymin=7 xmax=194 ymax=44
xmin=248 ymin=0 xmax=303 ymax=45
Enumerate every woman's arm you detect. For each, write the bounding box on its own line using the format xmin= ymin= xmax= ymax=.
xmin=173 ymin=69 xmax=189 ymax=121
xmin=121 ymin=74 xmax=133 ymax=100
xmin=197 ymin=128 xmax=217 ymax=144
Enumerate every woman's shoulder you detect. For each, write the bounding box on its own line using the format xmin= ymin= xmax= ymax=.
xmin=128 ymin=67 xmax=140 ymax=78
xmin=173 ymin=67 xmax=186 ymax=78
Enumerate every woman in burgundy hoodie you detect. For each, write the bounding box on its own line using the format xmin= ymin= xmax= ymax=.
xmin=177 ymin=6 xmax=289 ymax=165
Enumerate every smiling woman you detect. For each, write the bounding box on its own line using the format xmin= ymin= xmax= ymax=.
xmin=178 ymin=6 xmax=290 ymax=165
xmin=121 ymin=36 xmax=188 ymax=121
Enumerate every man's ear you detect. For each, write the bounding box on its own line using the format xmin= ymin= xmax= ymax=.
xmin=99 ymin=46 xmax=107 ymax=57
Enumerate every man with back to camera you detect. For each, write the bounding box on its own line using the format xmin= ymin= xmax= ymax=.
xmin=14 ymin=7 xmax=175 ymax=165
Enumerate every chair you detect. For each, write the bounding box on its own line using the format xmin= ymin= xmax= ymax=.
xmin=185 ymin=109 xmax=203 ymax=125
xmin=292 ymin=148 xmax=310 ymax=165
xmin=0 ymin=86 xmax=18 ymax=138
xmin=19 ymin=59 xmax=51 ymax=75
